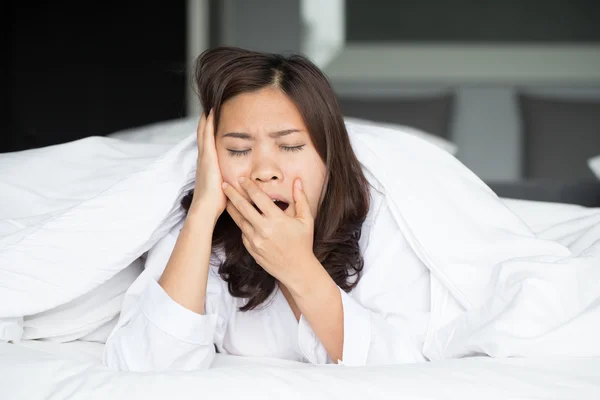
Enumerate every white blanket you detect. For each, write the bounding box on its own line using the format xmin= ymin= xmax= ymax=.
xmin=1 ymin=122 xmax=600 ymax=361
xmin=2 ymin=340 xmax=599 ymax=400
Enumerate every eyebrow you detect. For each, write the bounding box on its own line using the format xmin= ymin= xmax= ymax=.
xmin=221 ymin=129 xmax=302 ymax=140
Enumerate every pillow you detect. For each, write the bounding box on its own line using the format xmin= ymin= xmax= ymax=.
xmin=338 ymin=94 xmax=454 ymax=136
xmin=519 ymin=94 xmax=600 ymax=180
xmin=106 ymin=117 xmax=199 ymax=144
xmin=589 ymin=155 xmax=600 ymax=179
xmin=344 ymin=116 xmax=457 ymax=155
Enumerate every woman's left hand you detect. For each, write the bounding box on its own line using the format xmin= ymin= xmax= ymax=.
xmin=222 ymin=177 xmax=317 ymax=285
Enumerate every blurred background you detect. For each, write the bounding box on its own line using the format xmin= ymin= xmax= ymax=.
xmin=4 ymin=1 xmax=600 ymax=197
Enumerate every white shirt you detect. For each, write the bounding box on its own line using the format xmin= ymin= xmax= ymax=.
xmin=103 ymin=186 xmax=431 ymax=371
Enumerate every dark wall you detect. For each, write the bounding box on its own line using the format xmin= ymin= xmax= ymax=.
xmin=346 ymin=0 xmax=600 ymax=43
xmin=3 ymin=1 xmax=187 ymax=153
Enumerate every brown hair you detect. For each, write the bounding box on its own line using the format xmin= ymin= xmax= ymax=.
xmin=182 ymin=47 xmax=370 ymax=311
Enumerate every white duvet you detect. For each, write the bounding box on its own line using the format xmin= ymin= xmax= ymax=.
xmin=1 ymin=121 xmax=600 ymax=397
xmin=2 ymin=340 xmax=599 ymax=400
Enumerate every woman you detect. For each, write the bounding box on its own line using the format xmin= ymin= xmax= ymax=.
xmin=103 ymin=47 xmax=430 ymax=371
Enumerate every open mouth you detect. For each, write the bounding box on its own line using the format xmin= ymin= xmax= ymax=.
xmin=252 ymin=200 xmax=289 ymax=214
xmin=273 ymin=200 xmax=289 ymax=212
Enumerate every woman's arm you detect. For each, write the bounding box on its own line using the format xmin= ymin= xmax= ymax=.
xmin=158 ymin=110 xmax=224 ymax=314
xmin=102 ymin=211 xmax=231 ymax=372
xmin=158 ymin=205 xmax=218 ymax=314
xmin=287 ymin=259 xmax=344 ymax=363
xmin=285 ymin=196 xmax=429 ymax=367
xmin=287 ymin=247 xmax=428 ymax=367
xmin=104 ymin=111 xmax=232 ymax=372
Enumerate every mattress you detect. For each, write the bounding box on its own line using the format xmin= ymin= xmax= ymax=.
xmin=1 ymin=340 xmax=599 ymax=399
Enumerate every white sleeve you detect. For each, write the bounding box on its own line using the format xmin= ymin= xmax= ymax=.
xmin=298 ymin=198 xmax=430 ymax=366
xmin=102 ymin=223 xmax=233 ymax=372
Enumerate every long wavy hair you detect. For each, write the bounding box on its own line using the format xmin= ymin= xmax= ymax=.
xmin=182 ymin=47 xmax=370 ymax=311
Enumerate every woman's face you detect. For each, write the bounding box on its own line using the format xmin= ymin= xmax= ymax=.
xmin=216 ymin=87 xmax=326 ymax=218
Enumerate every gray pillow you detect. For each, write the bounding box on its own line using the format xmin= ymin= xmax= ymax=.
xmin=338 ymin=94 xmax=454 ymax=139
xmin=519 ymin=94 xmax=600 ymax=180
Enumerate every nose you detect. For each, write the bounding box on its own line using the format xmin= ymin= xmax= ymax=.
xmin=250 ymin=155 xmax=282 ymax=183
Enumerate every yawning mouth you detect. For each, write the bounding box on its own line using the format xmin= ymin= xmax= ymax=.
xmin=273 ymin=199 xmax=289 ymax=211
xmin=252 ymin=199 xmax=289 ymax=214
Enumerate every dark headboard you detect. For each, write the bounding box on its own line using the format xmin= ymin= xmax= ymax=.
xmin=519 ymin=94 xmax=600 ymax=181
xmin=488 ymin=180 xmax=600 ymax=208
xmin=338 ymin=94 xmax=454 ymax=139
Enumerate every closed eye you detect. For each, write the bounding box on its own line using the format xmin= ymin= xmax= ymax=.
xmin=227 ymin=145 xmax=304 ymax=157
xmin=282 ymin=145 xmax=305 ymax=153
xmin=227 ymin=149 xmax=250 ymax=157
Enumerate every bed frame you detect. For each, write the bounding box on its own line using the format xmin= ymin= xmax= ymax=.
xmin=488 ymin=180 xmax=600 ymax=207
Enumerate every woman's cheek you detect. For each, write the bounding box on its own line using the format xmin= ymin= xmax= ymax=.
xmin=219 ymin=162 xmax=244 ymax=186
xmin=305 ymin=177 xmax=324 ymax=215
xmin=311 ymin=172 xmax=327 ymax=214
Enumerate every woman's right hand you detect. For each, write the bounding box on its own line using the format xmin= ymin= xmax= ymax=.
xmin=189 ymin=110 xmax=226 ymax=222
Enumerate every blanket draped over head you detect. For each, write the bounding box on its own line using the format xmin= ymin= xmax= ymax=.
xmin=1 ymin=121 xmax=599 ymax=361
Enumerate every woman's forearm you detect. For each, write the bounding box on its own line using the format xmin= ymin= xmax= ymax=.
xmin=288 ymin=259 xmax=344 ymax=363
xmin=158 ymin=205 xmax=218 ymax=315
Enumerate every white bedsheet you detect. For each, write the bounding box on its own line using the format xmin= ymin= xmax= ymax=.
xmin=1 ymin=340 xmax=599 ymax=399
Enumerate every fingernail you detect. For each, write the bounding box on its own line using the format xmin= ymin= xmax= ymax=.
xmin=238 ymin=177 xmax=246 ymax=183
xmin=222 ymin=182 xmax=228 ymax=189
xmin=296 ymin=180 xmax=302 ymax=190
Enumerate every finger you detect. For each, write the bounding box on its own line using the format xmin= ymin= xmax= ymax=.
xmin=293 ymin=178 xmax=313 ymax=222
xmin=241 ymin=233 xmax=264 ymax=266
xmin=241 ymin=233 xmax=253 ymax=254
xmin=238 ymin=177 xmax=281 ymax=218
xmin=222 ymin=182 xmax=263 ymax=227
xmin=226 ymin=200 xmax=254 ymax=235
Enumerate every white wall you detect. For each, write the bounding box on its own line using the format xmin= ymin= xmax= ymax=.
xmin=300 ymin=0 xmax=345 ymax=67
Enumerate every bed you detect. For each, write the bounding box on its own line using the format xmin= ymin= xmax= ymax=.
xmin=2 ymin=340 xmax=599 ymax=399
xmin=1 ymin=118 xmax=599 ymax=399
